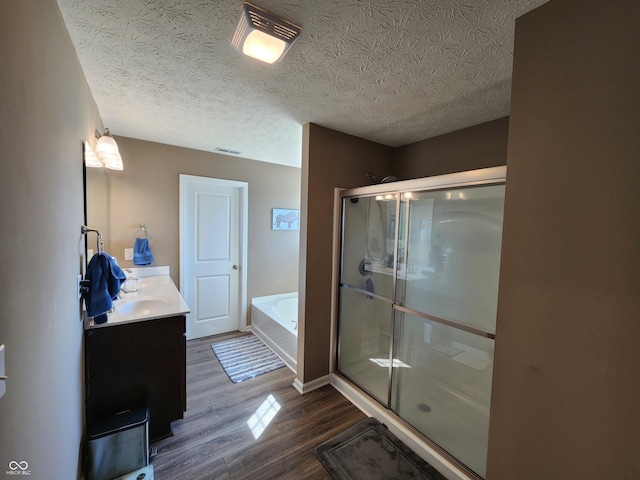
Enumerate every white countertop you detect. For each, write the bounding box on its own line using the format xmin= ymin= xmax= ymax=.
xmin=85 ymin=266 xmax=190 ymax=329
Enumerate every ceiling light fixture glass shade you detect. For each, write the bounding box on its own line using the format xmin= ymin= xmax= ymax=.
xmin=230 ymin=3 xmax=301 ymax=64
xmin=243 ymin=30 xmax=287 ymax=64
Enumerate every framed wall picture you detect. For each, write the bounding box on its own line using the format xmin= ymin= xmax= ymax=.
xmin=272 ymin=208 xmax=299 ymax=230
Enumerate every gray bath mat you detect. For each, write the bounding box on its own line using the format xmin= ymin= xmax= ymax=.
xmin=211 ymin=334 xmax=285 ymax=383
xmin=315 ymin=418 xmax=446 ymax=480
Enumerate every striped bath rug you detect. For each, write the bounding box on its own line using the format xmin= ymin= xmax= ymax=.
xmin=210 ymin=334 xmax=285 ymax=383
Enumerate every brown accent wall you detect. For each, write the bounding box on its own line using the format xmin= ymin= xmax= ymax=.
xmin=0 ymin=1 xmax=103 ymax=478
xmin=106 ymin=136 xmax=301 ymax=323
xmin=298 ymin=124 xmax=394 ymax=383
xmin=394 ymin=117 xmax=509 ymax=179
xmin=487 ymin=1 xmax=640 ymax=478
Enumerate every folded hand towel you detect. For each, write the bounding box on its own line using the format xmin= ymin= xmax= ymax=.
xmin=133 ymin=237 xmax=154 ymax=266
xmin=85 ymin=252 xmax=126 ymax=322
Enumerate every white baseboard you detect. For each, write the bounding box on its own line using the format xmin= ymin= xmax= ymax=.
xmin=292 ymin=374 xmax=330 ymax=395
xmin=330 ymin=373 xmax=477 ymax=480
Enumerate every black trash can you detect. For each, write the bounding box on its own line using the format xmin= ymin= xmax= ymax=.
xmin=87 ymin=407 xmax=150 ymax=480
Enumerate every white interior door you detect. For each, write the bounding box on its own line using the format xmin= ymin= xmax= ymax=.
xmin=180 ymin=175 xmax=247 ymax=340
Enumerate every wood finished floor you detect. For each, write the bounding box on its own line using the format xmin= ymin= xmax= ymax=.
xmin=151 ymin=332 xmax=366 ymax=480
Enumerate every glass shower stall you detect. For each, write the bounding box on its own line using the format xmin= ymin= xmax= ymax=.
xmin=335 ymin=167 xmax=506 ymax=478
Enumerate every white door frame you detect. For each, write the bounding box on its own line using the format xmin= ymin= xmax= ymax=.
xmin=179 ymin=174 xmax=249 ymax=334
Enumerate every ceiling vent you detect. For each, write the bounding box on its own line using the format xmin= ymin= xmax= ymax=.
xmin=215 ymin=147 xmax=241 ymax=155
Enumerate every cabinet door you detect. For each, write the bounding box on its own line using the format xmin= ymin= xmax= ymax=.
xmin=85 ymin=315 xmax=186 ymax=442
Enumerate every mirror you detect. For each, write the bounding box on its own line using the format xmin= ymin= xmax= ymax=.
xmin=84 ymin=164 xmax=110 ymax=258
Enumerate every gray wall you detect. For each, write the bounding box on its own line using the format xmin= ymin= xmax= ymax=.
xmin=488 ymin=1 xmax=640 ymax=478
xmin=104 ymin=136 xmax=301 ymax=324
xmin=0 ymin=1 xmax=103 ymax=478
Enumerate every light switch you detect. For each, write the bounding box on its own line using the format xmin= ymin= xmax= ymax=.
xmin=0 ymin=344 xmax=6 ymax=399
xmin=124 ymin=248 xmax=134 ymax=261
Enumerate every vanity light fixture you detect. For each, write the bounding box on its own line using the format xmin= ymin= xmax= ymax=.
xmin=95 ymin=128 xmax=124 ymax=170
xmin=230 ymin=3 xmax=301 ymax=64
xmin=84 ymin=141 xmax=103 ymax=168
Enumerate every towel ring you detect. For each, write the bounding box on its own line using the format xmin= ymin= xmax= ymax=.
xmin=135 ymin=224 xmax=148 ymax=238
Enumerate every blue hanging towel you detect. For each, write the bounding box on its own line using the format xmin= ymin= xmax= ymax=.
xmin=85 ymin=252 xmax=126 ymax=323
xmin=133 ymin=237 xmax=154 ymax=266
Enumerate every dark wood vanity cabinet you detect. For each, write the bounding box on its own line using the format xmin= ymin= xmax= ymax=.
xmin=84 ymin=315 xmax=186 ymax=443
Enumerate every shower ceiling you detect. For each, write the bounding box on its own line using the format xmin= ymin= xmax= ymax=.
xmin=56 ymin=0 xmax=548 ymax=168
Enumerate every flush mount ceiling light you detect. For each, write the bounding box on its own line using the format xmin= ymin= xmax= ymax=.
xmin=94 ymin=128 xmax=123 ymax=170
xmin=230 ymin=3 xmax=301 ymax=64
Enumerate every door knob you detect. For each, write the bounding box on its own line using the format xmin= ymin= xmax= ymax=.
xmin=233 ymin=265 xmax=239 ymax=270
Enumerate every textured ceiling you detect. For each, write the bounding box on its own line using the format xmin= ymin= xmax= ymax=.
xmin=57 ymin=0 xmax=548 ymax=168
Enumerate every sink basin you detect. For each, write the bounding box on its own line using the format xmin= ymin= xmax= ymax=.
xmin=117 ymin=297 xmax=173 ymax=316
xmin=87 ymin=268 xmax=190 ymax=329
